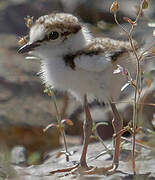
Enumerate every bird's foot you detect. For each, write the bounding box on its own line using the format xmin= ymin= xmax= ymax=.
xmin=50 ymin=164 xmax=79 ymax=175
xmin=85 ymin=164 xmax=118 ymax=175
xmin=71 ymin=163 xmax=93 ymax=174
xmin=49 ymin=162 xmax=93 ymax=175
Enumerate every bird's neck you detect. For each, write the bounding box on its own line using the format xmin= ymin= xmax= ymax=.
xmin=38 ymin=26 xmax=92 ymax=64
xmin=52 ymin=26 xmax=92 ymax=57
xmin=70 ymin=25 xmax=92 ymax=52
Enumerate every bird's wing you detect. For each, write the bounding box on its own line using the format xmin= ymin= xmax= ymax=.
xmin=74 ymin=52 xmax=112 ymax=72
xmin=71 ymin=38 xmax=136 ymax=72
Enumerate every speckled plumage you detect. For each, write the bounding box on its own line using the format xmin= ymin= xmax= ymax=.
xmin=36 ymin=13 xmax=81 ymax=33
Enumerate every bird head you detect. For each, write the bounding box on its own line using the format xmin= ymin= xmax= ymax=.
xmin=18 ymin=13 xmax=90 ymax=58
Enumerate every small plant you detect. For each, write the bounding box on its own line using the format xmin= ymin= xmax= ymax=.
xmin=43 ymin=84 xmax=73 ymax=162
xmin=111 ymin=0 xmax=154 ymax=174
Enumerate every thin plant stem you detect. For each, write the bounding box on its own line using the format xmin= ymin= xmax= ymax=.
xmin=51 ymin=89 xmax=70 ymax=162
xmin=113 ymin=1 xmax=144 ymax=173
xmin=131 ymin=3 xmax=144 ymax=174
xmin=111 ymin=100 xmax=155 ymax=107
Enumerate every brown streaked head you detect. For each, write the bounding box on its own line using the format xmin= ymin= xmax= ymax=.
xmin=18 ymin=13 xmax=82 ymax=54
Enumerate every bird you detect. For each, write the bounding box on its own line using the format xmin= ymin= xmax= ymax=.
xmin=18 ymin=13 xmax=138 ymax=170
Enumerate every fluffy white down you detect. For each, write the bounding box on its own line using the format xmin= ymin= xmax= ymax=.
xmin=40 ymin=53 xmax=134 ymax=103
xmin=30 ymin=25 xmax=135 ymax=102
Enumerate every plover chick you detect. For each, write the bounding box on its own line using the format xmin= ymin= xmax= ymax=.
xmin=18 ymin=13 xmax=138 ymax=169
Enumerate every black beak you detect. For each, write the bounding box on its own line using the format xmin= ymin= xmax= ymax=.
xmin=18 ymin=42 xmax=39 ymax=54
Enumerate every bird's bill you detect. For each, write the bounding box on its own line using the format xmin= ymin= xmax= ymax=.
xmin=18 ymin=42 xmax=39 ymax=54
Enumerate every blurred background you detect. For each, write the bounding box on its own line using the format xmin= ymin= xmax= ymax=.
xmin=0 ymin=0 xmax=155 ymax=166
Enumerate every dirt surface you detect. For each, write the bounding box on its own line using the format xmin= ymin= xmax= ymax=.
xmin=10 ymin=141 xmax=155 ymax=180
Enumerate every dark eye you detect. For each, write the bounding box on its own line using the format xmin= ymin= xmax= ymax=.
xmin=48 ymin=31 xmax=59 ymax=40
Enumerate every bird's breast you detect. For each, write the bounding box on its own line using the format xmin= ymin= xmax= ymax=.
xmin=40 ymin=57 xmax=110 ymax=100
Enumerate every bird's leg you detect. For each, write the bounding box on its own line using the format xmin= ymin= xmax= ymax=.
xmin=87 ymin=101 xmax=123 ymax=175
xmin=49 ymin=94 xmax=93 ymax=175
xmin=109 ymin=101 xmax=123 ymax=171
xmin=50 ymin=99 xmax=123 ymax=175
xmin=79 ymin=94 xmax=93 ymax=168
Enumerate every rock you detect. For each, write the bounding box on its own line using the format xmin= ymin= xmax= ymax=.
xmin=11 ymin=146 xmax=27 ymax=166
xmin=0 ymin=34 xmax=60 ymax=153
